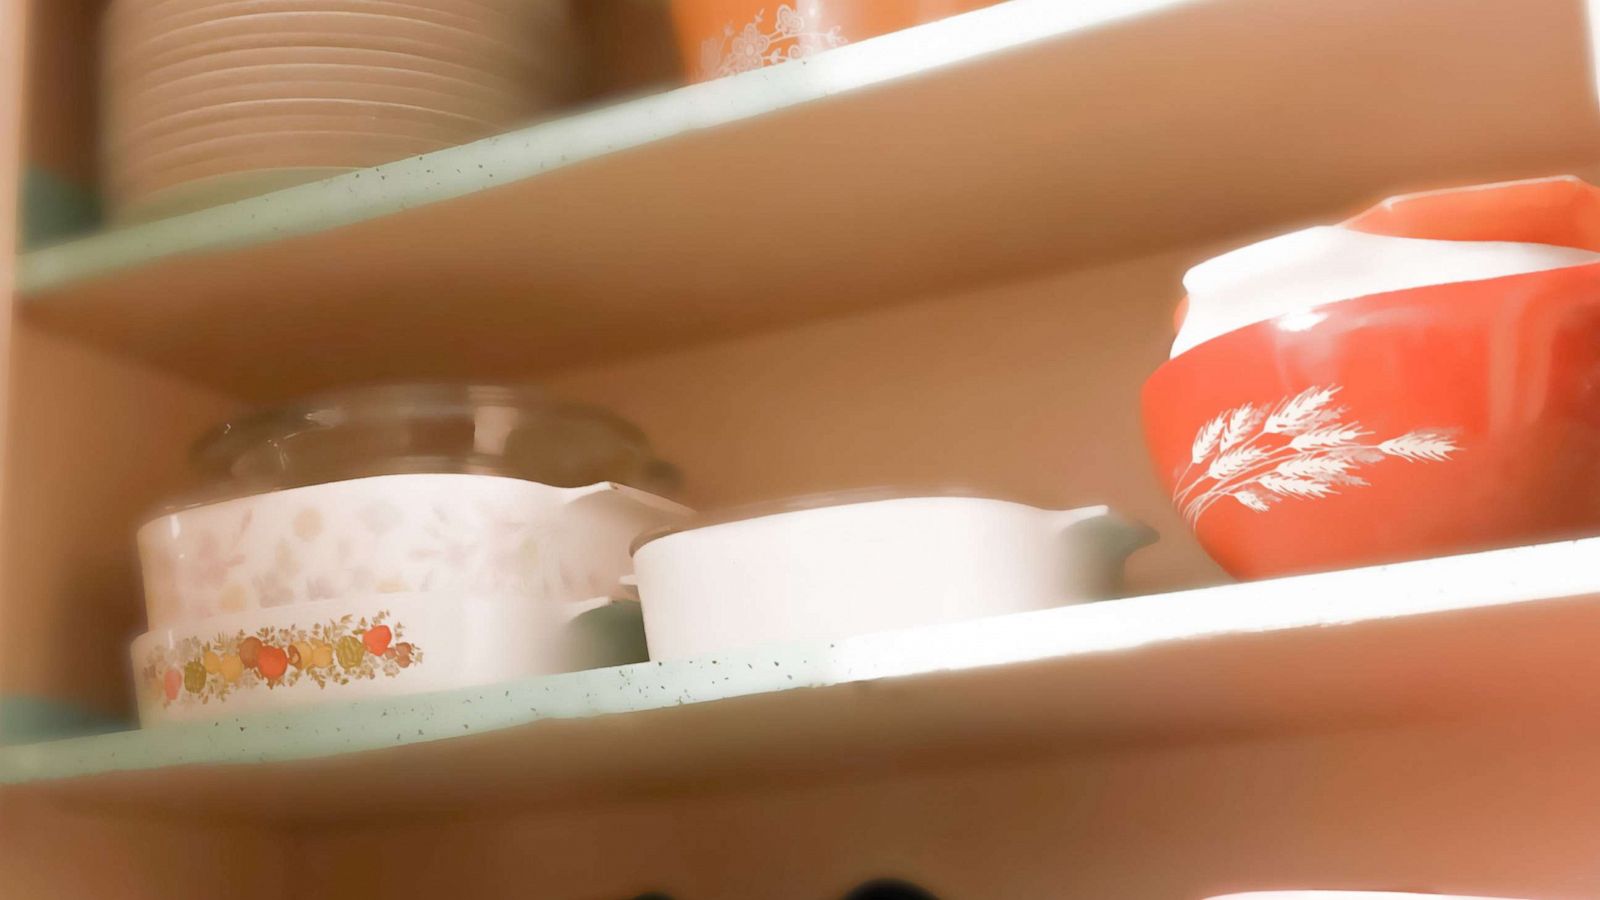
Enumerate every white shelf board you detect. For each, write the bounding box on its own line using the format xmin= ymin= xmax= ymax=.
xmin=6 ymin=537 xmax=1600 ymax=824
xmin=16 ymin=0 xmax=1600 ymax=397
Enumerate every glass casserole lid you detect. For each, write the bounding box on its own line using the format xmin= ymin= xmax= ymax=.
xmin=182 ymin=382 xmax=678 ymax=504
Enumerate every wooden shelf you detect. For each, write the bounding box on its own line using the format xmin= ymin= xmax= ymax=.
xmin=17 ymin=0 xmax=1600 ymax=399
xmin=7 ymin=536 xmax=1600 ymax=825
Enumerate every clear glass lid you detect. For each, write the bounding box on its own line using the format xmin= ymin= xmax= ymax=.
xmin=187 ymin=382 xmax=678 ymax=500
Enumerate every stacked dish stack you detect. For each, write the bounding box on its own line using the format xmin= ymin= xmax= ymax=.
xmin=1143 ymin=176 xmax=1600 ymax=579
xmin=132 ymin=384 xmax=687 ymax=726
xmin=101 ymin=0 xmax=580 ymax=222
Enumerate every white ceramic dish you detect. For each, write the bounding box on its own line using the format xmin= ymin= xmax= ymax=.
xmin=114 ymin=45 xmax=534 ymax=99
xmin=111 ymin=134 xmax=453 ymax=213
xmin=106 ymin=12 xmax=541 ymax=72
xmin=132 ymin=588 xmax=648 ymax=725
xmin=108 ymin=1 xmax=533 ymax=32
xmin=110 ymin=106 xmax=496 ymax=178
xmin=109 ymin=75 xmax=530 ymax=141
xmin=107 ymin=0 xmax=525 ymax=48
xmin=632 ymin=494 xmax=1155 ymax=661
xmin=101 ymin=0 xmax=577 ymax=218
xmin=138 ymin=475 xmax=688 ymax=627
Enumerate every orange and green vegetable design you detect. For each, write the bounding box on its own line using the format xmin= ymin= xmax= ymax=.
xmin=140 ymin=610 xmax=422 ymax=707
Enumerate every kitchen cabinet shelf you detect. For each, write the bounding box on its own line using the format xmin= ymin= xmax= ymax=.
xmin=16 ymin=0 xmax=1600 ymax=399
xmin=7 ymin=536 xmax=1600 ymax=825
xmin=13 ymin=0 xmax=1600 ymax=893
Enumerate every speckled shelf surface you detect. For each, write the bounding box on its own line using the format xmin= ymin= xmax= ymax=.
xmin=16 ymin=0 xmax=1184 ymax=294
xmin=6 ymin=536 xmax=1600 ymax=797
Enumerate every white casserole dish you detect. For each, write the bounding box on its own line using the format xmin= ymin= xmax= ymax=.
xmin=132 ymin=588 xmax=647 ymax=725
xmin=138 ymin=475 xmax=685 ymax=627
xmin=632 ymin=494 xmax=1155 ymax=661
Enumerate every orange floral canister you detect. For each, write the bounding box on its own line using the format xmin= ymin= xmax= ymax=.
xmin=670 ymin=0 xmax=998 ymax=82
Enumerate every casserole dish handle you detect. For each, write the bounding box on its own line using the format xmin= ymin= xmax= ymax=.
xmin=562 ymin=584 xmax=649 ymax=668
xmin=1050 ymin=506 xmax=1157 ymax=599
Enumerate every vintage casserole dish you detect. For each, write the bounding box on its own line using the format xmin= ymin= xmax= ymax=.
xmin=132 ymin=385 xmax=689 ymax=725
xmin=1144 ymin=177 xmax=1600 ymax=578
xmin=133 ymin=585 xmax=651 ymax=725
xmin=632 ymin=492 xmax=1154 ymax=660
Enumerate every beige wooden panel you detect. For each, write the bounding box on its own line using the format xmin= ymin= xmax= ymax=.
xmin=4 ymin=0 xmax=240 ymax=720
xmin=0 ymin=794 xmax=287 ymax=900
xmin=0 ymin=0 xmax=30 ymax=707
xmin=295 ymin=715 xmax=1600 ymax=900
xmin=1 ymin=322 xmax=241 ymax=717
xmin=545 ymin=246 xmax=1227 ymax=594
xmin=1 ymin=12 xmax=294 ymax=900
xmin=22 ymin=0 xmax=101 ymax=183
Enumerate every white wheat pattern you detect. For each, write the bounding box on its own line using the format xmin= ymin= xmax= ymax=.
xmin=1174 ymin=385 xmax=1461 ymax=525
xmin=1191 ymin=414 xmax=1226 ymax=464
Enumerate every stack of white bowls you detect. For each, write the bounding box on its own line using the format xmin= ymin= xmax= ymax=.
xmin=102 ymin=0 xmax=579 ymax=221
